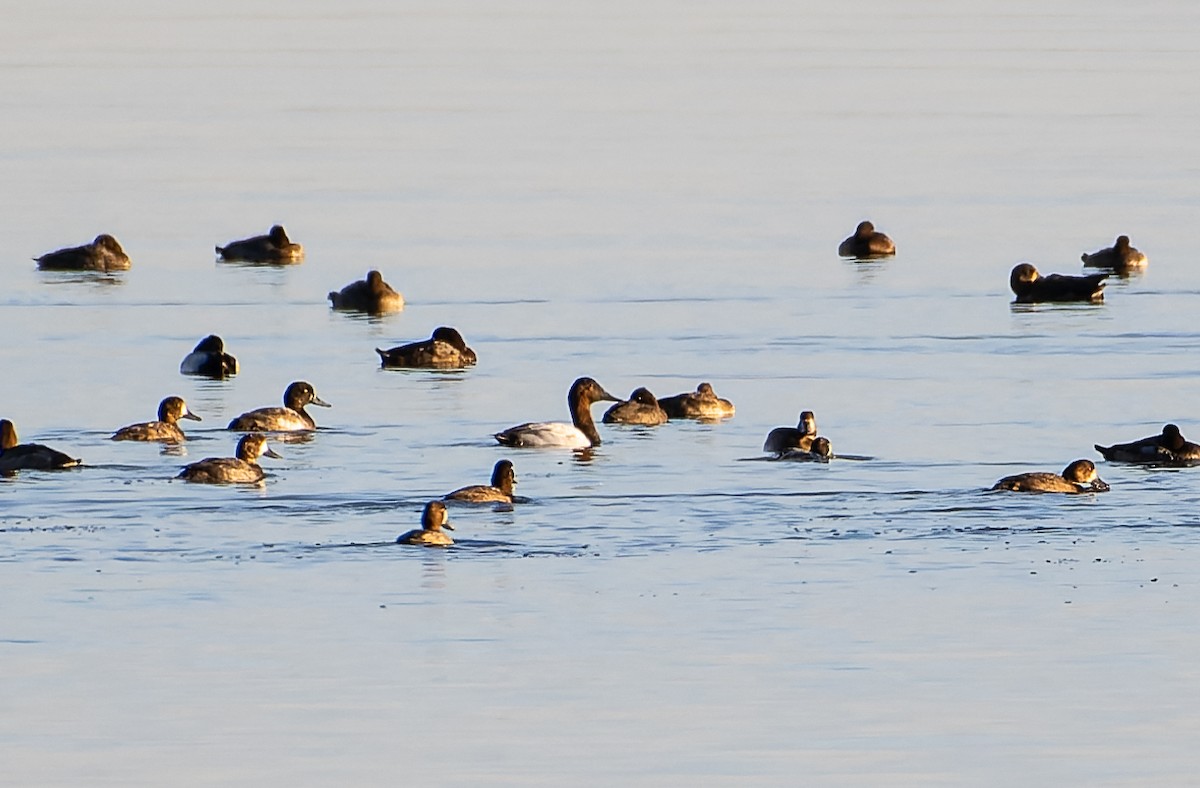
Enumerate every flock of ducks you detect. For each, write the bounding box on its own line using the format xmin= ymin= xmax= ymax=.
xmin=833 ymin=220 xmax=1147 ymax=303
xmin=1008 ymin=235 xmax=1147 ymax=304
xmin=4 ymin=221 xmax=1188 ymax=544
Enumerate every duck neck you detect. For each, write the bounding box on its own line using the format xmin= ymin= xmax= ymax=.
xmin=0 ymin=422 xmax=17 ymax=451
xmin=571 ymin=398 xmax=602 ymax=446
xmin=292 ymin=406 xmax=316 ymax=429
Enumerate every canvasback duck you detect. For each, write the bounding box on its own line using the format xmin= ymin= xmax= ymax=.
xmin=227 ymin=381 xmax=330 ymax=432
xmin=763 ymin=410 xmax=817 ymax=455
xmin=991 ymin=459 xmax=1109 ymax=493
xmin=180 ymin=335 xmax=239 ymax=378
xmin=177 ymin=433 xmax=281 ymax=484
xmin=35 ymin=234 xmax=130 ymax=272
xmin=328 ymin=270 xmax=404 ymax=314
xmin=603 ymin=387 xmax=668 ymax=426
xmin=112 ymin=396 xmax=201 ymax=443
xmin=376 ymin=327 xmax=477 ymax=369
xmin=444 ymin=459 xmax=517 ymax=503
xmin=1010 ymin=263 xmax=1106 ymax=303
xmin=1095 ymin=424 xmax=1200 ymax=465
xmin=1081 ymin=235 xmax=1147 ymax=274
xmin=494 ymin=377 xmax=619 ymax=448
xmin=0 ymin=419 xmax=81 ymax=472
xmin=657 ymin=382 xmax=735 ymax=420
xmin=838 ymin=221 xmax=895 ymax=259
xmin=397 ymin=501 xmax=455 ymax=546
xmin=777 ymin=436 xmax=833 ymax=462
xmin=215 ymin=225 xmax=304 ymax=263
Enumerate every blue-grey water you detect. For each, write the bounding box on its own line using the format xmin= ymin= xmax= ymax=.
xmin=5 ymin=1 xmax=1200 ymax=784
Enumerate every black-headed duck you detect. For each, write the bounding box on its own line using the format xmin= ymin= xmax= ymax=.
xmin=1095 ymin=424 xmax=1200 ymax=465
xmin=112 ymin=396 xmax=201 ymax=443
xmin=376 ymin=327 xmax=477 ymax=369
xmin=177 ymin=433 xmax=281 ymax=484
xmin=1081 ymin=235 xmax=1147 ymax=275
xmin=777 ymin=436 xmax=833 ymax=463
xmin=328 ymin=270 xmax=404 ymax=314
xmin=603 ymin=387 xmax=668 ymax=426
xmin=444 ymin=460 xmax=517 ymax=503
xmin=657 ymin=382 xmax=735 ymax=420
xmin=227 ymin=381 xmax=331 ymax=432
xmin=991 ymin=459 xmax=1109 ymax=493
xmin=494 ymin=377 xmax=619 ymax=448
xmin=838 ymin=221 xmax=895 ymax=259
xmin=397 ymin=501 xmax=455 ymax=546
xmin=215 ymin=225 xmax=304 ymax=264
xmin=763 ymin=410 xmax=817 ymax=455
xmin=1010 ymin=263 xmax=1107 ymax=303
xmin=35 ymin=234 xmax=130 ymax=272
xmin=0 ymin=419 xmax=81 ymax=472
xmin=181 ymin=335 xmax=239 ymax=378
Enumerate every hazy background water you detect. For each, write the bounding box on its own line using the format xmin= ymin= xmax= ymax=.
xmin=4 ymin=1 xmax=1200 ymax=784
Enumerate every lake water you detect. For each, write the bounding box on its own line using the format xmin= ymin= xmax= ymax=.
xmin=4 ymin=1 xmax=1200 ymax=783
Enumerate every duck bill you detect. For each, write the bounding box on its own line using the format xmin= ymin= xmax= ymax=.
xmin=263 ymin=448 xmax=283 ymax=459
xmin=183 ymin=412 xmax=202 ymax=422
xmin=1091 ymin=478 xmax=1110 ymax=492
xmin=443 ymin=522 xmax=455 ymax=531
xmin=311 ymin=396 xmax=332 ymax=408
xmin=595 ymin=386 xmax=620 ymax=403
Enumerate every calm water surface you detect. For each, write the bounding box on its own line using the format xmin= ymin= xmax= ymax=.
xmin=4 ymin=1 xmax=1200 ymax=784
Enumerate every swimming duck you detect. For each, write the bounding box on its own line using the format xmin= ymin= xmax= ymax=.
xmin=227 ymin=381 xmax=331 ymax=432
xmin=35 ymin=234 xmax=130 ymax=272
xmin=494 ymin=377 xmax=619 ymax=448
xmin=657 ymin=382 xmax=736 ymax=420
xmin=444 ymin=460 xmax=517 ymax=503
xmin=0 ymin=419 xmax=81 ymax=472
xmin=328 ymin=270 xmax=404 ymax=314
xmin=991 ymin=459 xmax=1109 ymax=493
xmin=1095 ymin=424 xmax=1200 ymax=464
xmin=376 ymin=327 xmax=478 ymax=369
xmin=177 ymin=433 xmax=281 ymax=484
xmin=1009 ymin=263 xmax=1107 ymax=303
xmin=112 ymin=396 xmax=201 ymax=443
xmin=838 ymin=221 xmax=896 ymax=259
xmin=215 ymin=224 xmax=304 ymax=263
xmin=397 ymin=501 xmax=455 ymax=546
xmin=1081 ymin=235 xmax=1148 ymax=274
xmin=777 ymin=436 xmax=833 ymax=462
xmin=763 ymin=410 xmax=817 ymax=455
xmin=180 ymin=335 xmax=239 ymax=378
xmin=603 ymin=387 xmax=668 ymax=426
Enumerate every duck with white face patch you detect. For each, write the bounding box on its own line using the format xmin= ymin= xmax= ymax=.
xmin=397 ymin=501 xmax=456 ymax=546
xmin=177 ymin=434 xmax=282 ymax=484
xmin=991 ymin=460 xmax=1109 ymax=494
xmin=112 ymin=397 xmax=201 ymax=443
xmin=227 ymin=381 xmax=331 ymax=432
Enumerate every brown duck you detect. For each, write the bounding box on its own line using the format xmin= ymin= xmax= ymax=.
xmin=1009 ymin=263 xmax=1106 ymax=303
